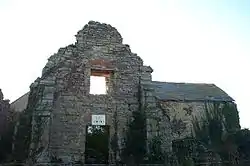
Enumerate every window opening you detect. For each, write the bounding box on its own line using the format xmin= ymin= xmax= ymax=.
xmin=90 ymin=70 xmax=111 ymax=95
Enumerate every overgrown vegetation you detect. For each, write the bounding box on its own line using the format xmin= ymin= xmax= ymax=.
xmin=234 ymin=129 xmax=250 ymax=160
xmin=0 ymin=110 xmax=18 ymax=163
xmin=147 ymin=136 xmax=164 ymax=163
xmin=110 ymin=109 xmax=119 ymax=165
xmin=191 ymin=101 xmax=249 ymax=165
xmin=121 ymin=105 xmax=147 ymax=165
xmin=1 ymin=81 xmax=248 ymax=166
xmin=221 ymin=102 xmax=241 ymax=132
xmin=0 ymin=89 xmax=20 ymax=163
xmin=12 ymin=85 xmax=44 ymax=162
xmin=171 ymin=116 xmax=187 ymax=136
xmin=192 ymin=102 xmax=225 ymax=151
xmin=121 ymin=80 xmax=147 ymax=165
xmin=12 ymin=109 xmax=32 ymax=162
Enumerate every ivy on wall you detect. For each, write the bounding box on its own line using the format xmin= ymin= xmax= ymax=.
xmin=191 ymin=101 xmax=241 ymax=163
xmin=121 ymin=78 xmax=147 ymax=165
xmin=171 ymin=116 xmax=187 ymax=136
xmin=0 ymin=111 xmax=16 ymax=163
xmin=183 ymin=106 xmax=193 ymax=116
xmin=12 ymin=109 xmax=32 ymax=162
xmin=221 ymin=102 xmax=241 ymax=132
xmin=193 ymin=102 xmax=240 ymax=146
xmin=110 ymin=108 xmax=119 ymax=164
xmin=12 ymin=84 xmax=45 ymax=162
xmin=121 ymin=106 xmax=147 ymax=164
xmin=147 ymin=136 xmax=164 ymax=164
xmin=164 ymin=101 xmax=243 ymax=165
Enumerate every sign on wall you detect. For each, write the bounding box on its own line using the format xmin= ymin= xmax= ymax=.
xmin=91 ymin=115 xmax=106 ymax=126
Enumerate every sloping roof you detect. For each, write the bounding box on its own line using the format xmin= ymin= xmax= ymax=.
xmin=10 ymin=92 xmax=29 ymax=112
xmin=142 ymin=81 xmax=234 ymax=102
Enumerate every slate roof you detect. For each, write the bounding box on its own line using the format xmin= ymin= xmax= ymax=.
xmin=10 ymin=92 xmax=29 ymax=112
xmin=142 ymin=81 xmax=234 ymax=102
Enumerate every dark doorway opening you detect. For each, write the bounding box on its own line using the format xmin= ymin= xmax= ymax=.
xmin=85 ymin=125 xmax=110 ymax=164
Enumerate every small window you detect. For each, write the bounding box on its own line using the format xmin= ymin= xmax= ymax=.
xmin=90 ymin=69 xmax=111 ymax=95
xmin=90 ymin=76 xmax=107 ymax=94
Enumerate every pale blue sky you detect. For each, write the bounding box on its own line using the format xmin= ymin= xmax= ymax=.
xmin=0 ymin=0 xmax=249 ymax=128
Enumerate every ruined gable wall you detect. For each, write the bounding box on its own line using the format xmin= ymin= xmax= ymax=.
xmin=48 ymin=47 xmax=143 ymax=162
xmin=28 ymin=21 xmax=152 ymax=164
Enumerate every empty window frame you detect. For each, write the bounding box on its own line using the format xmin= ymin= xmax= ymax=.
xmin=89 ymin=69 xmax=112 ymax=95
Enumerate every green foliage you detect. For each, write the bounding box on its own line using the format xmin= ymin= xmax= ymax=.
xmin=12 ymin=85 xmax=44 ymax=162
xmin=221 ymin=102 xmax=241 ymax=132
xmin=0 ymin=120 xmax=15 ymax=162
xmin=192 ymin=101 xmax=243 ymax=163
xmin=12 ymin=109 xmax=32 ymax=161
xmin=172 ymin=138 xmax=198 ymax=165
xmin=121 ymin=79 xmax=147 ymax=165
xmin=110 ymin=110 xmax=119 ymax=164
xmin=234 ymin=129 xmax=250 ymax=159
xmin=171 ymin=116 xmax=187 ymax=136
xmin=176 ymin=102 xmax=241 ymax=163
xmin=147 ymin=136 xmax=164 ymax=163
xmin=122 ymin=109 xmax=147 ymax=164
xmin=192 ymin=102 xmax=240 ymax=150
xmin=182 ymin=158 xmax=195 ymax=166
xmin=205 ymin=103 xmax=224 ymax=149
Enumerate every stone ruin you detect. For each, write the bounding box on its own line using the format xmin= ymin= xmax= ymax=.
xmin=9 ymin=21 xmax=238 ymax=165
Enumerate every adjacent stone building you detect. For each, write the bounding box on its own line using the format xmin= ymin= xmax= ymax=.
xmin=11 ymin=21 xmax=237 ymax=165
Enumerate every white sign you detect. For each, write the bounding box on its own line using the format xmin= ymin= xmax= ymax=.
xmin=91 ymin=115 xmax=106 ymax=125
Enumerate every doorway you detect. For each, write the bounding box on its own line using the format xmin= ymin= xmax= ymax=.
xmin=85 ymin=125 xmax=110 ymax=164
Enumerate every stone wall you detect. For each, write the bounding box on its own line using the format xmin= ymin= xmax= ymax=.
xmin=159 ymin=100 xmax=239 ymax=140
xmin=28 ymin=21 xmax=154 ymax=164
xmin=142 ymin=86 xmax=172 ymax=155
xmin=160 ymin=101 xmax=206 ymax=140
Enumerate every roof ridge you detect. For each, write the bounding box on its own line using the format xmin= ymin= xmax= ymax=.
xmin=11 ymin=92 xmax=30 ymax=104
xmin=151 ymin=81 xmax=215 ymax=85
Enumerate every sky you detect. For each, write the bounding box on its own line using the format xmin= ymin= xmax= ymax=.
xmin=0 ymin=0 xmax=249 ymax=128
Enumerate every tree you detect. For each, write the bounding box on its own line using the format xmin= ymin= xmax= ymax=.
xmin=234 ymin=129 xmax=250 ymax=160
xmin=192 ymin=102 xmax=241 ymax=164
xmin=148 ymin=136 xmax=164 ymax=163
xmin=0 ymin=89 xmax=16 ymax=163
xmin=121 ymin=75 xmax=147 ymax=165
xmin=122 ymin=108 xmax=147 ymax=165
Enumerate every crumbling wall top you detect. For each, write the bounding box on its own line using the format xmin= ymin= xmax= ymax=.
xmin=75 ymin=21 xmax=123 ymax=49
